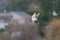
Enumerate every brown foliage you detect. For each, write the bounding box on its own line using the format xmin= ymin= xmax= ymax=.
xmin=45 ymin=17 xmax=60 ymax=40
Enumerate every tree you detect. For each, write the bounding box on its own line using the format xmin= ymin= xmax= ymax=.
xmin=37 ymin=0 xmax=60 ymax=31
xmin=11 ymin=0 xmax=29 ymax=11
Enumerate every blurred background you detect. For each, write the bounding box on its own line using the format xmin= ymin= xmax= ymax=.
xmin=0 ymin=0 xmax=60 ymax=40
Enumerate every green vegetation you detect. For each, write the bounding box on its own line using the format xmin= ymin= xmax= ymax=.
xmin=9 ymin=0 xmax=60 ymax=32
xmin=0 ymin=29 xmax=7 ymax=35
xmin=11 ymin=0 xmax=29 ymax=11
xmin=0 ymin=29 xmax=5 ymax=33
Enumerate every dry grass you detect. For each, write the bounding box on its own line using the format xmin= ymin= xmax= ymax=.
xmin=45 ymin=17 xmax=60 ymax=40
